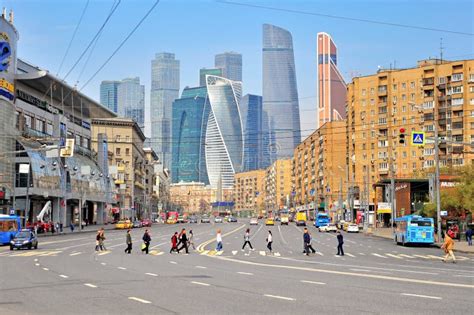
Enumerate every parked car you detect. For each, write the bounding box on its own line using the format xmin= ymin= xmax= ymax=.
xmin=201 ymin=215 xmax=211 ymax=223
xmin=214 ymin=216 xmax=223 ymax=223
xmin=189 ymin=216 xmax=198 ymax=223
xmin=141 ymin=219 xmax=152 ymax=227
xmin=250 ymin=217 xmax=258 ymax=225
xmin=347 ymin=224 xmax=359 ymax=233
xmin=10 ymin=230 xmax=38 ymax=250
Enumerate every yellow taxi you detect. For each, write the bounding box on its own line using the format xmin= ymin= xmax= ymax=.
xmin=166 ymin=217 xmax=177 ymax=224
xmin=265 ymin=217 xmax=275 ymax=226
xmin=115 ymin=220 xmax=132 ymax=229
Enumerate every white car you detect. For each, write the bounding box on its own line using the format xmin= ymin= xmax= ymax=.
xmin=318 ymin=225 xmax=329 ymax=232
xmin=347 ymin=224 xmax=359 ymax=233
xmin=214 ymin=216 xmax=223 ymax=223
xmin=325 ymin=224 xmax=338 ymax=233
xmin=250 ymin=218 xmax=258 ymax=225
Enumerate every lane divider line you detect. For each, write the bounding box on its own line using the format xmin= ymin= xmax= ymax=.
xmin=401 ymin=293 xmax=442 ymax=300
xmin=300 ymin=280 xmax=326 ymax=285
xmin=42 ymin=267 xmax=49 ymax=271
xmin=59 ymin=275 xmax=69 ymax=278
xmin=237 ymin=271 xmax=254 ymax=276
xmin=191 ymin=281 xmax=210 ymax=286
xmin=128 ymin=297 xmax=152 ymax=304
xmin=264 ymin=294 xmax=295 ymax=301
xmin=84 ymin=283 xmax=97 ymax=288
xmin=145 ymin=273 xmax=158 ymax=277
xmin=118 ymin=267 xmax=127 ymax=270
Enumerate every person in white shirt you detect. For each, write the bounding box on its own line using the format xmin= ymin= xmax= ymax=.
xmin=266 ymin=230 xmax=273 ymax=253
xmin=242 ymin=228 xmax=254 ymax=251
xmin=216 ymin=229 xmax=223 ymax=251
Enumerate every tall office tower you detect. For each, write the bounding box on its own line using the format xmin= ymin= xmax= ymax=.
xmin=100 ymin=80 xmax=120 ymax=113
xmin=317 ymin=32 xmax=346 ymax=128
xmin=205 ymin=75 xmax=243 ymax=189
xmin=171 ymin=86 xmax=209 ymax=185
xmin=240 ymin=94 xmax=263 ymax=172
xmin=215 ymin=52 xmax=242 ymax=82
xmin=150 ymin=52 xmax=180 ymax=168
xmin=262 ymin=24 xmax=301 ymax=161
xmin=199 ymin=68 xmax=222 ymax=87
xmin=117 ymin=77 xmax=145 ymax=129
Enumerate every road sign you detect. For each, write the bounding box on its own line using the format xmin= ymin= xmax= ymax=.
xmin=440 ymin=210 xmax=448 ymax=216
xmin=411 ymin=131 xmax=425 ymax=146
xmin=10 ymin=208 xmax=15 ymax=215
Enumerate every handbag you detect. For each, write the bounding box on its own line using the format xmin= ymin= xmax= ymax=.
xmin=141 ymin=243 xmax=147 ymax=250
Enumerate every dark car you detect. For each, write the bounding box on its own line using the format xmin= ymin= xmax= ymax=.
xmin=189 ymin=216 xmax=198 ymax=223
xmin=201 ymin=215 xmax=211 ymax=223
xmin=10 ymin=230 xmax=38 ymax=250
xmin=228 ymin=216 xmax=237 ymax=223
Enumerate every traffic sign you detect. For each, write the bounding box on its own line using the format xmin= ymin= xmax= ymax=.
xmin=411 ymin=131 xmax=425 ymax=146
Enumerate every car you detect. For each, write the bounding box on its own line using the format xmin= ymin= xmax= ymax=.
xmin=10 ymin=230 xmax=38 ymax=250
xmin=141 ymin=219 xmax=152 ymax=227
xmin=347 ymin=224 xmax=359 ymax=233
xmin=343 ymin=222 xmax=351 ymax=231
xmin=214 ymin=216 xmax=223 ymax=223
xmin=201 ymin=215 xmax=211 ymax=223
xmin=336 ymin=220 xmax=346 ymax=230
xmin=189 ymin=216 xmax=198 ymax=223
xmin=166 ymin=217 xmax=177 ymax=224
xmin=250 ymin=217 xmax=258 ymax=225
xmin=275 ymin=216 xmax=281 ymax=222
xmin=116 ymin=220 xmax=132 ymax=229
xmin=322 ymin=224 xmax=337 ymax=233
xmin=228 ymin=216 xmax=237 ymax=223
xmin=132 ymin=220 xmax=142 ymax=228
xmin=318 ymin=225 xmax=329 ymax=232
xmin=177 ymin=216 xmax=185 ymax=223
xmin=265 ymin=218 xmax=274 ymax=226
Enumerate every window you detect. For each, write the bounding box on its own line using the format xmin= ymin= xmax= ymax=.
xmin=370 ymin=99 xmax=375 ymax=105
xmin=411 ymin=116 xmax=416 ymax=123
xmin=392 ymin=96 xmax=397 ymax=104
xmin=448 ymin=86 xmax=463 ymax=94
xmin=378 ymin=162 xmax=388 ymax=170
xmin=402 ymin=94 xmax=406 ymax=101
xmin=371 ymin=143 xmax=375 ymax=149
xmin=125 ymin=136 xmax=130 ymax=142
xmin=24 ymin=114 xmax=32 ymax=128
xmin=424 ymin=160 xmax=435 ymax=167
xmin=470 ymin=98 xmax=474 ymax=105
xmin=424 ymin=148 xmax=434 ymax=156
xmin=471 ymin=110 xmax=474 ymax=117
xmin=371 ymin=109 xmax=375 ymax=116
xmin=452 ymin=98 xmax=464 ymax=106
xmin=46 ymin=122 xmax=53 ymax=135
xmin=439 ymin=77 xmax=446 ymax=84
xmin=378 ymin=117 xmax=387 ymax=125
xmin=116 ymin=148 xmax=121 ymax=156
xmin=470 ymin=86 xmax=474 ymax=93
xmin=424 ymin=125 xmax=434 ymax=132
xmin=402 ymin=83 xmax=406 ymax=90
xmin=378 ymin=151 xmax=387 ymax=158
xmin=36 ymin=119 xmax=44 ymax=132
xmin=361 ymin=99 xmax=366 ymax=106
xmin=362 ymin=143 xmax=366 ymax=150
xmin=403 ymin=163 xmax=407 ymax=169
xmin=362 ymin=89 xmax=366 ymax=96
xmin=470 ymin=135 xmax=474 ymax=144
xmin=116 ymin=135 xmax=121 ymax=142
xmin=402 ymin=106 xmax=406 ymax=112
xmin=410 ymin=93 xmax=415 ymax=101
xmin=469 ymin=74 xmax=474 ymax=82
xmin=410 ymin=81 xmax=415 ymax=89
xmin=402 ymin=151 xmax=407 ymax=158
xmin=393 ymin=84 xmax=397 ymax=91
xmin=412 ymin=151 xmax=416 ymax=158
xmin=412 ymin=162 xmax=417 ymax=169
xmin=378 ymin=140 xmax=388 ymax=148
xmin=451 ymin=73 xmax=463 ymax=82
xmin=125 ymin=148 xmax=130 ymax=156
xmin=370 ymin=88 xmax=375 ymax=95
xmin=423 ymin=101 xmax=434 ymax=109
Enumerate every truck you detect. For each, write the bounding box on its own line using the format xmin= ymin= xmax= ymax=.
xmin=280 ymin=210 xmax=289 ymax=225
xmin=296 ymin=211 xmax=307 ymax=226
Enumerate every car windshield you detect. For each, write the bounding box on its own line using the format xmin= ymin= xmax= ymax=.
xmin=16 ymin=231 xmax=30 ymax=238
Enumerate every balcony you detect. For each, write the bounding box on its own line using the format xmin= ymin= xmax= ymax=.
xmin=422 ymin=77 xmax=434 ymax=87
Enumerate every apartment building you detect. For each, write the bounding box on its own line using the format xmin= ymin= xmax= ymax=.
xmin=169 ymin=182 xmax=233 ymax=214
xmin=234 ymin=170 xmax=266 ymax=214
xmin=265 ymin=159 xmax=292 ymax=212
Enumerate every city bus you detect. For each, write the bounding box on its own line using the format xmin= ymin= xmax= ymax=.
xmin=0 ymin=215 xmax=22 ymax=245
xmin=394 ymin=215 xmax=434 ymax=246
xmin=314 ymin=212 xmax=330 ymax=228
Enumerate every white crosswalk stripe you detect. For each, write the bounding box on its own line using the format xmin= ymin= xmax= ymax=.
xmin=386 ymin=253 xmax=403 ymax=259
xmin=371 ymin=253 xmax=387 ymax=259
xmin=346 ymin=253 xmax=355 ymax=257
xmin=399 ymin=254 xmax=415 ymax=259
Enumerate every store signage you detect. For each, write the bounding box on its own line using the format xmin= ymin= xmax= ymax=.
xmin=0 ymin=30 xmax=15 ymax=101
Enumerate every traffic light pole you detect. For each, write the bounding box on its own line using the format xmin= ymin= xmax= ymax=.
xmin=434 ymin=118 xmax=442 ymax=242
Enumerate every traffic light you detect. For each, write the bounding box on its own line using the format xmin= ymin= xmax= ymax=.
xmin=399 ymin=128 xmax=406 ymax=144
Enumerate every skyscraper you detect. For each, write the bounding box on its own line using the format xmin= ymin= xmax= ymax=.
xmin=215 ymin=52 xmax=242 ymax=82
xmin=317 ymin=32 xmax=346 ymax=128
xmin=199 ymin=68 xmax=222 ymax=87
xmin=171 ymin=86 xmax=209 ymax=184
xmin=150 ymin=52 xmax=180 ymax=168
xmin=241 ymin=94 xmax=263 ymax=172
xmin=205 ymin=75 xmax=243 ymax=189
xmin=100 ymin=80 xmax=120 ymax=113
xmin=117 ymin=77 xmax=145 ymax=129
xmin=262 ymin=24 xmax=301 ymax=161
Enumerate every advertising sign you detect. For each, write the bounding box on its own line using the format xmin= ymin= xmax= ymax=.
xmin=0 ymin=18 xmax=17 ymax=102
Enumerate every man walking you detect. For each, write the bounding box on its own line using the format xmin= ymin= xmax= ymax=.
xmin=242 ymin=228 xmax=254 ymax=251
xmin=178 ymin=229 xmax=189 ymax=254
xmin=142 ymin=229 xmax=151 ymax=254
xmin=465 ymin=226 xmax=473 ymax=246
xmin=95 ymin=230 xmax=101 ymax=251
xmin=303 ymin=228 xmax=316 ymax=255
xmin=99 ymin=228 xmax=106 ymax=251
xmin=124 ymin=229 xmax=132 ymax=254
xmin=441 ymin=231 xmax=456 ymax=263
xmin=266 ymin=230 xmax=273 ymax=254
xmin=216 ymin=229 xmax=223 ymax=251
xmin=336 ymin=231 xmax=344 ymax=256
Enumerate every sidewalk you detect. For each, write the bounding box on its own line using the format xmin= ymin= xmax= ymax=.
xmin=370 ymin=227 xmax=474 ymax=254
xmin=36 ymin=223 xmax=116 ymax=238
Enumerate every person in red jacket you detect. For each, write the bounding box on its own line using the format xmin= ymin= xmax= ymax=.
xmin=170 ymin=232 xmax=178 ymax=254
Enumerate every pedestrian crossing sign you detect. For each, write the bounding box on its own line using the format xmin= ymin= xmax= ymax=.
xmin=411 ymin=131 xmax=425 ymax=146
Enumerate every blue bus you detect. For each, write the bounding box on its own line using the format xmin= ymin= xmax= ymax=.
xmin=0 ymin=215 xmax=22 ymax=245
xmin=394 ymin=215 xmax=434 ymax=245
xmin=314 ymin=213 xmax=330 ymax=228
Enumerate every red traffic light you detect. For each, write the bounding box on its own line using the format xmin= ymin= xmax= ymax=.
xmin=399 ymin=128 xmax=406 ymax=133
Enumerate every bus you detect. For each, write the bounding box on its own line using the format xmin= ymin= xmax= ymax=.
xmin=0 ymin=215 xmax=22 ymax=245
xmin=314 ymin=212 xmax=330 ymax=228
xmin=394 ymin=215 xmax=434 ymax=245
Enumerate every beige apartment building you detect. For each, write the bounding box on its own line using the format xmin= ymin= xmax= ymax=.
xmin=346 ymin=59 xmax=474 ymax=202
xmin=169 ymin=182 xmax=233 ymax=214
xmin=234 ymin=169 xmax=266 ymax=215
xmin=293 ymin=120 xmax=347 ymax=211
xmin=265 ymin=159 xmax=292 ymax=213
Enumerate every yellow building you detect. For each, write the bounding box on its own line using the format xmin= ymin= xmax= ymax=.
xmin=265 ymin=159 xmax=292 ymax=213
xmin=346 ymin=59 xmax=474 ymax=202
xmin=169 ymin=182 xmax=233 ymax=214
xmin=234 ymin=169 xmax=266 ymax=215
xmin=293 ymin=120 xmax=347 ymax=211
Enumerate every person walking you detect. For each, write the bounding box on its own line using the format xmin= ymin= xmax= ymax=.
xmin=95 ymin=230 xmax=101 ymax=251
xmin=177 ymin=229 xmax=184 ymax=249
xmin=178 ymin=229 xmax=189 ymax=254
xmin=142 ymin=229 xmax=151 ymax=254
xmin=188 ymin=230 xmax=195 ymax=250
xmin=303 ymin=228 xmax=316 ymax=255
xmin=465 ymin=227 xmax=473 ymax=246
xmin=242 ymin=228 xmax=254 ymax=251
xmin=170 ymin=232 xmax=178 ymax=254
xmin=336 ymin=231 xmax=344 ymax=256
xmin=69 ymin=222 xmax=74 ymax=233
xmin=266 ymin=230 xmax=273 ymax=254
xmin=124 ymin=229 xmax=132 ymax=254
xmin=441 ymin=231 xmax=456 ymax=263
xmin=216 ymin=229 xmax=223 ymax=251
xmin=99 ymin=228 xmax=106 ymax=251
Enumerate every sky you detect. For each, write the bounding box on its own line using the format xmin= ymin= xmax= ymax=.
xmin=3 ymin=0 xmax=473 ymax=138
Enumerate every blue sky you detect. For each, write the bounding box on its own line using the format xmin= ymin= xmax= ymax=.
xmin=3 ymin=0 xmax=473 ymax=137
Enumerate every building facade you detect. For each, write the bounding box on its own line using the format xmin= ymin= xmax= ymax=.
xmin=117 ymin=77 xmax=145 ymax=130
xmin=150 ymin=52 xmax=180 ymax=169
xmin=100 ymin=80 xmax=120 ymax=113
xmin=262 ymin=24 xmax=301 ymax=161
xmin=169 ymin=182 xmax=233 ymax=214
xmin=215 ymin=52 xmax=242 ymax=82
xmin=240 ymin=94 xmax=264 ymax=171
xmin=317 ymin=32 xmax=346 ymax=128
xmin=199 ymin=68 xmax=222 ymax=87
xmin=265 ymin=159 xmax=292 ymax=212
xmin=234 ymin=170 xmax=266 ymax=214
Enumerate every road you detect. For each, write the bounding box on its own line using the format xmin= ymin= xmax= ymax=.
xmin=1 ymin=219 xmax=473 ymax=314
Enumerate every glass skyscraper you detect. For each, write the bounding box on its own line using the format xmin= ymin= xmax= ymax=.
xmin=205 ymin=75 xmax=243 ymax=189
xmin=100 ymin=80 xmax=120 ymax=113
xmin=215 ymin=52 xmax=242 ymax=82
xmin=240 ymin=94 xmax=263 ymax=172
xmin=262 ymin=24 xmax=301 ymax=161
xmin=117 ymin=77 xmax=145 ymax=129
xmin=171 ymin=86 xmax=209 ymax=184
xmin=199 ymin=68 xmax=222 ymax=87
xmin=150 ymin=52 xmax=180 ymax=169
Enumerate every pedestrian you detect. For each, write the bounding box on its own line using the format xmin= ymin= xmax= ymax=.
xmin=303 ymin=228 xmax=316 ymax=255
xmin=266 ymin=230 xmax=273 ymax=254
xmin=59 ymin=222 xmax=63 ymax=234
xmin=95 ymin=230 xmax=101 ymax=251
xmin=142 ymin=229 xmax=151 ymax=254
xmin=216 ymin=229 xmax=223 ymax=251
xmin=170 ymin=232 xmax=178 ymax=254
xmin=441 ymin=231 xmax=456 ymax=263
xmin=99 ymin=228 xmax=106 ymax=251
xmin=188 ymin=230 xmax=195 ymax=250
xmin=336 ymin=231 xmax=344 ymax=256
xmin=177 ymin=229 xmax=189 ymax=254
xmin=124 ymin=229 xmax=132 ymax=254
xmin=55 ymin=222 xmax=59 ymax=234
xmin=69 ymin=222 xmax=74 ymax=233
xmin=177 ymin=229 xmax=184 ymax=248
xmin=242 ymin=228 xmax=254 ymax=251
xmin=465 ymin=227 xmax=473 ymax=246
xmin=51 ymin=222 xmax=55 ymax=234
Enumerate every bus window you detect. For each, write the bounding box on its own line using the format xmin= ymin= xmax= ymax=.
xmin=1 ymin=220 xmax=18 ymax=232
xmin=410 ymin=220 xmax=431 ymax=227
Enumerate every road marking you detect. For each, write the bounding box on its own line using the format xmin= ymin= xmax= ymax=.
xmin=316 ymin=252 xmax=324 ymax=256
xmin=232 ymin=250 xmax=238 ymax=255
xmin=97 ymin=251 xmax=111 ymax=256
xmin=237 ymin=272 xmax=254 ymax=275
xmin=69 ymin=252 xmax=82 ymax=256
xmin=413 ymin=255 xmax=430 ymax=259
xmin=128 ymin=297 xmax=152 ymax=304
xmin=274 ymin=252 xmax=281 ymax=257
xmin=191 ymin=281 xmax=210 ymax=286
xmin=371 ymin=253 xmax=387 ymax=259
xmin=34 ymin=258 xmax=38 ymax=262
xmin=399 ymin=254 xmax=414 ymax=259
xmin=401 ymin=293 xmax=442 ymax=300
xmin=359 ymin=253 xmax=366 ymax=255
xmin=200 ymin=250 xmax=209 ymax=255
xmin=386 ymin=253 xmax=403 ymax=259
xmin=346 ymin=253 xmax=355 ymax=257
xmin=195 ymin=266 xmax=207 ymax=269
xmin=101 ymin=262 xmax=107 ymax=266
xmin=427 ymin=255 xmax=443 ymax=260
xmin=264 ymin=294 xmax=295 ymax=301
xmin=59 ymin=275 xmax=69 ymax=278
xmin=259 ymin=251 xmax=266 ymax=256
xmin=300 ymin=280 xmax=326 ymax=285
xmin=41 ymin=236 xmax=89 ymax=245
xmin=84 ymin=283 xmax=97 ymax=288
xmin=215 ymin=251 xmax=223 ymax=256
xmin=150 ymin=251 xmax=164 ymax=256
xmin=169 ymin=261 xmax=177 ymax=264
xmin=145 ymin=272 xmax=158 ymax=277
xmin=42 ymin=267 xmax=49 ymax=271
xmin=35 ymin=263 xmax=40 ymax=266
xmin=118 ymin=267 xmax=127 ymax=270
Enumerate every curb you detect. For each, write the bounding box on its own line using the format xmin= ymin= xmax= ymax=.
xmin=37 ymin=226 xmax=116 ymax=238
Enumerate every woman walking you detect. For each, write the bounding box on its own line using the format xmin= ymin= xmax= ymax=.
xmin=266 ymin=230 xmax=273 ymax=254
xmin=95 ymin=230 xmax=101 ymax=251
xmin=99 ymin=228 xmax=106 ymax=251
xmin=188 ymin=230 xmax=195 ymax=250
xmin=242 ymin=228 xmax=254 ymax=251
xmin=216 ymin=229 xmax=223 ymax=251
xmin=170 ymin=232 xmax=178 ymax=254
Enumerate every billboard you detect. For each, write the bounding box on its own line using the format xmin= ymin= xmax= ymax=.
xmin=0 ymin=17 xmax=17 ymax=102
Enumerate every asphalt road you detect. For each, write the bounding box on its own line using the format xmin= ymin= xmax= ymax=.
xmin=1 ymin=219 xmax=473 ymax=314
